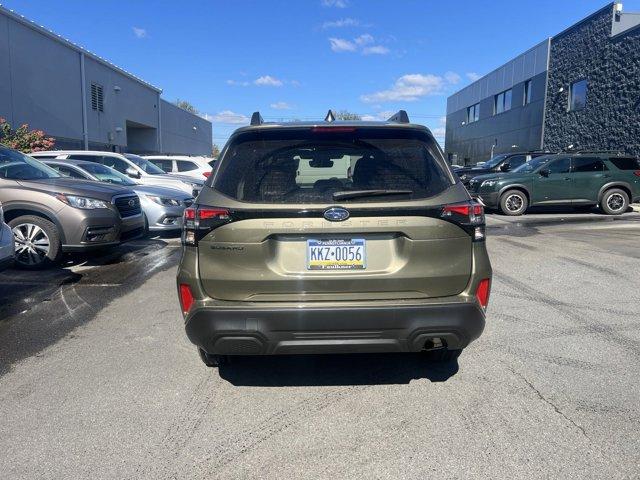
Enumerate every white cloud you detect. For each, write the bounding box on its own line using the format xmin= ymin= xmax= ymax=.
xmin=329 ymin=37 xmax=357 ymax=52
xmin=226 ymin=79 xmax=250 ymax=87
xmin=361 ymin=111 xmax=395 ymax=121
xmin=132 ymin=27 xmax=147 ymax=38
xmin=466 ymin=72 xmax=482 ymax=81
xmin=431 ymin=127 xmax=446 ymax=137
xmin=361 ymin=73 xmax=460 ymax=103
xmin=362 ymin=45 xmax=389 ymax=55
xmin=329 ymin=34 xmax=389 ymax=55
xmin=270 ymin=102 xmax=293 ymax=110
xmin=354 ymin=34 xmax=374 ymax=46
xmin=289 ymin=80 xmax=301 ymax=87
xmin=444 ymin=71 xmax=461 ymax=85
xmin=322 ymin=17 xmax=360 ymax=29
xmin=321 ymin=0 xmax=348 ymax=7
xmin=427 ymin=117 xmax=447 ymax=138
xmin=254 ymin=75 xmax=284 ymax=87
xmin=208 ymin=110 xmax=249 ymax=124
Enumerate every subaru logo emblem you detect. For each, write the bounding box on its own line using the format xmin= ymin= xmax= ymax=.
xmin=128 ymin=199 xmax=135 ymax=207
xmin=324 ymin=207 xmax=349 ymax=222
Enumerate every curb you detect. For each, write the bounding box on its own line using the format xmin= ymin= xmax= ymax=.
xmin=631 ymin=204 xmax=640 ymax=213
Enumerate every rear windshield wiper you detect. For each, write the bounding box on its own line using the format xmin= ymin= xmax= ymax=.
xmin=332 ymin=189 xmax=413 ymax=200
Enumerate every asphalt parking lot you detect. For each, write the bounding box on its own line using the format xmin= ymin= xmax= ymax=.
xmin=1 ymin=212 xmax=639 ymax=479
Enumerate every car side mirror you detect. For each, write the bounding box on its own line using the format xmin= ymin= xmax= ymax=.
xmin=539 ymin=168 xmax=550 ymax=177
xmin=499 ymin=164 xmax=511 ymax=172
xmin=125 ymin=167 xmax=141 ymax=178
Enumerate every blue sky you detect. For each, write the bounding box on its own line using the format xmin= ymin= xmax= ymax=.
xmin=3 ymin=0 xmax=639 ymax=147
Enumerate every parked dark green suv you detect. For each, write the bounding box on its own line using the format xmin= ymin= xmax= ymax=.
xmin=468 ymin=153 xmax=640 ymax=216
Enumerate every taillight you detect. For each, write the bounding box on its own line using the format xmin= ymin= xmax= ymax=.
xmin=179 ymin=283 xmax=195 ymax=315
xmin=182 ymin=206 xmax=231 ymax=246
xmin=442 ymin=203 xmax=483 ymax=217
xmin=441 ymin=201 xmax=486 ymax=241
xmin=198 ymin=208 xmax=230 ymax=220
xmin=203 ymin=171 xmax=211 ymax=178
xmin=184 ymin=207 xmax=196 ymax=220
xmin=633 ymin=170 xmax=640 ymax=177
xmin=475 ymin=278 xmax=491 ymax=309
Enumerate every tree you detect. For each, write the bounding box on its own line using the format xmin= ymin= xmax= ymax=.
xmin=175 ymin=99 xmax=198 ymax=114
xmin=0 ymin=118 xmax=55 ymax=153
xmin=211 ymin=144 xmax=220 ymax=158
xmin=335 ymin=110 xmax=361 ymax=121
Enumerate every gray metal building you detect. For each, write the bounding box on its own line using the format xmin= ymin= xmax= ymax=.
xmin=0 ymin=5 xmax=212 ymax=155
xmin=445 ymin=2 xmax=640 ymax=165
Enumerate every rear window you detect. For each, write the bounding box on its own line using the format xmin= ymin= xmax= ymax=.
xmin=213 ymin=128 xmax=452 ymax=203
xmin=177 ymin=160 xmax=198 ymax=172
xmin=149 ymin=159 xmax=173 ymax=172
xmin=609 ymin=157 xmax=640 ymax=170
xmin=573 ymin=157 xmax=605 ymax=172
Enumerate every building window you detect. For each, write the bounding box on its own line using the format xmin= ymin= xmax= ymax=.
xmin=569 ymin=79 xmax=588 ymax=111
xmin=91 ymin=83 xmax=104 ymax=112
xmin=494 ymin=88 xmax=512 ymax=114
xmin=466 ymin=103 xmax=480 ymax=123
xmin=524 ymin=80 xmax=532 ymax=105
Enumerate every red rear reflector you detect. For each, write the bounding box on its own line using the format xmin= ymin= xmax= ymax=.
xmin=311 ymin=127 xmax=357 ymax=133
xmin=203 ymin=171 xmax=211 ymax=178
xmin=476 ymin=278 xmax=491 ymax=309
xmin=184 ymin=207 xmax=196 ymax=220
xmin=198 ymin=208 xmax=230 ymax=220
xmin=179 ymin=284 xmax=195 ymax=314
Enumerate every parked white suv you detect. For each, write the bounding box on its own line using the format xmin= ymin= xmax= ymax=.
xmin=30 ymin=151 xmax=203 ymax=197
xmin=0 ymin=202 xmax=15 ymax=271
xmin=144 ymin=155 xmax=214 ymax=180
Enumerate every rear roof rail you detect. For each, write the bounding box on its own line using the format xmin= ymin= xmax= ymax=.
xmin=570 ymin=149 xmax=628 ymax=155
xmin=387 ymin=110 xmax=410 ymax=124
xmin=250 ymin=111 xmax=264 ymax=126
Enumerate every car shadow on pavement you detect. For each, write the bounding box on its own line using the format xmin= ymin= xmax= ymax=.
xmin=218 ymin=352 xmax=459 ymax=386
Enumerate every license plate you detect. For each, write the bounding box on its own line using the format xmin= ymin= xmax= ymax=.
xmin=307 ymin=239 xmax=365 ymax=270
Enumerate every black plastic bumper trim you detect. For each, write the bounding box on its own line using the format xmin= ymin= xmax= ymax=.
xmin=185 ymin=302 xmax=485 ymax=355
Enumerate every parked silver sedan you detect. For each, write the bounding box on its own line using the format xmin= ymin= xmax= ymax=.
xmin=42 ymin=159 xmax=193 ymax=233
xmin=0 ymin=202 xmax=15 ymax=271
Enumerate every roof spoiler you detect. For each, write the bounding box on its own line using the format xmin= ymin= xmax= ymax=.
xmin=387 ymin=110 xmax=410 ymax=124
xmin=250 ymin=111 xmax=264 ymax=126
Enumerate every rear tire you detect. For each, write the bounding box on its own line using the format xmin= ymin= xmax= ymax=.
xmin=423 ymin=349 xmax=462 ymax=363
xmin=600 ymin=188 xmax=629 ymax=215
xmin=198 ymin=348 xmax=228 ymax=367
xmin=8 ymin=215 xmax=62 ymax=269
xmin=499 ymin=190 xmax=528 ymax=216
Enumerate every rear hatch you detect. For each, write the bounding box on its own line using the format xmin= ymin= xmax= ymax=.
xmin=189 ymin=126 xmax=479 ymax=302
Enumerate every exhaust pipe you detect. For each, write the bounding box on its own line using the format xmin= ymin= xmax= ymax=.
xmin=423 ymin=337 xmax=444 ymax=351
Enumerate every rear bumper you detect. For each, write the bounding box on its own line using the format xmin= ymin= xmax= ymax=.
xmin=184 ymin=301 xmax=486 ymax=355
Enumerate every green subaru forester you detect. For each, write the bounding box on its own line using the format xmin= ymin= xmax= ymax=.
xmin=468 ymin=153 xmax=640 ymax=216
xmin=177 ymin=111 xmax=492 ymax=367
